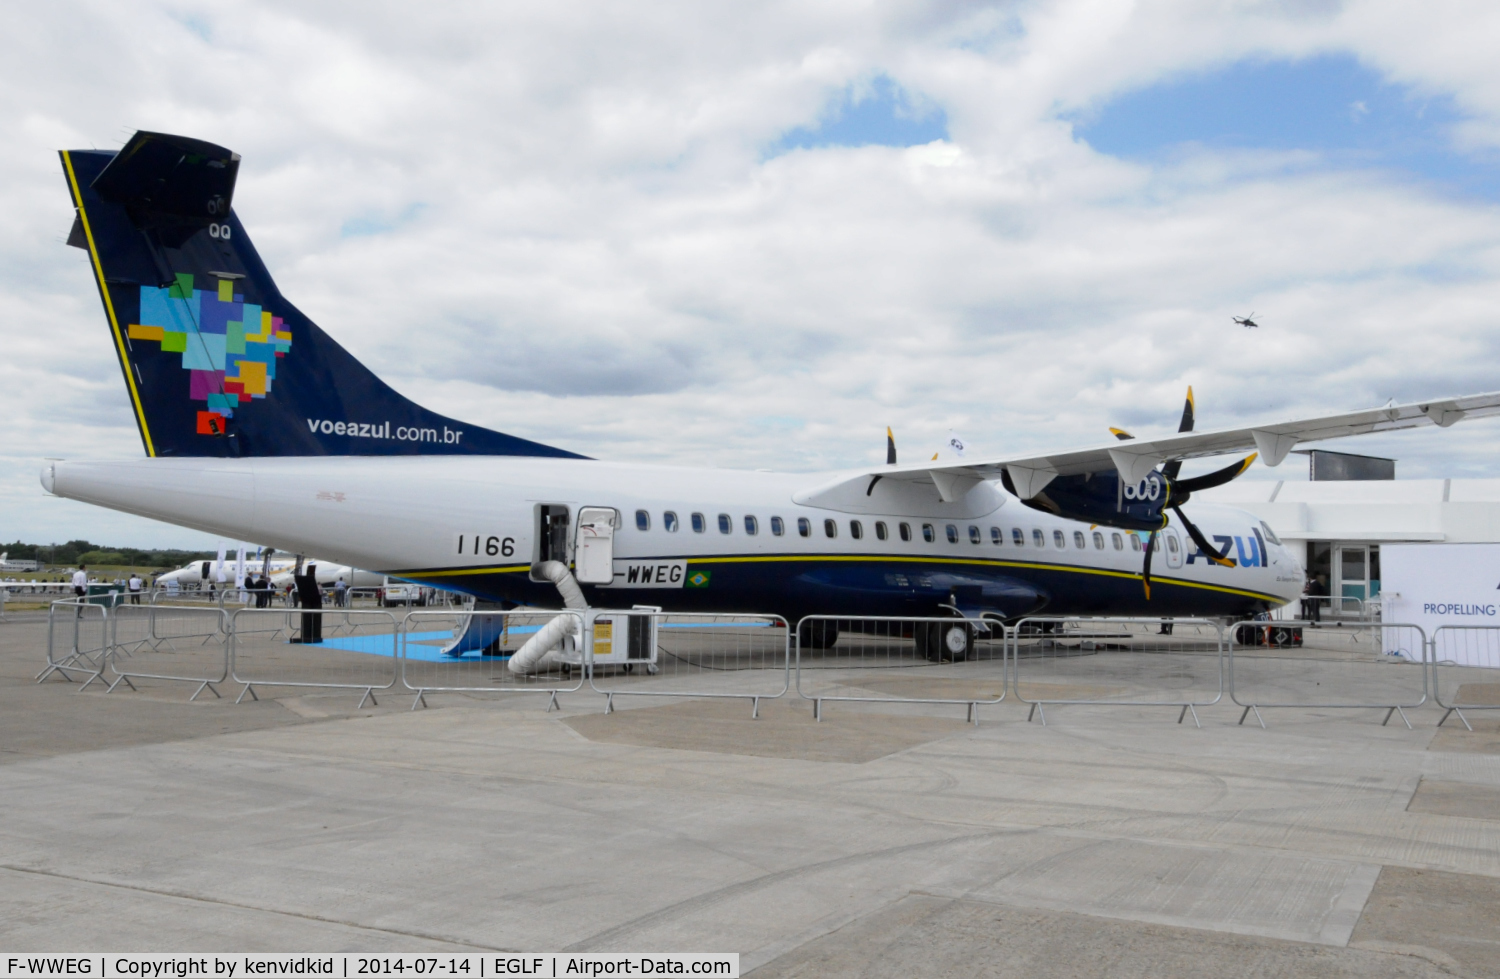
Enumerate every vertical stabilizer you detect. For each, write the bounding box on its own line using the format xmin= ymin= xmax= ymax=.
xmin=62 ymin=131 xmax=583 ymax=460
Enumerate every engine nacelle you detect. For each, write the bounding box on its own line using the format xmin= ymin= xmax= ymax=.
xmin=1002 ymin=468 xmax=1169 ymax=532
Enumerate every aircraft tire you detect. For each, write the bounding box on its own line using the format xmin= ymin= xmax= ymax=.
xmin=798 ymin=620 xmax=840 ymax=650
xmin=917 ymin=622 xmax=974 ymax=662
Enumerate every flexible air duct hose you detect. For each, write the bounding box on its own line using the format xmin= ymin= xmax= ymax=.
xmin=507 ymin=561 xmax=587 ymax=674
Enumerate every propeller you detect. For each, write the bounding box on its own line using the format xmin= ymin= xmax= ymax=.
xmin=868 ymin=427 xmax=897 ymax=495
xmin=1137 ymin=386 xmax=1257 ymax=597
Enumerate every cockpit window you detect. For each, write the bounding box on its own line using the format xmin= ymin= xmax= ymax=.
xmin=1260 ymin=521 xmax=1281 ymax=546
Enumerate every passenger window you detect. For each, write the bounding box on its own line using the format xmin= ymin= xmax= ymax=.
xmin=969 ymin=525 xmax=982 ymax=544
xmin=691 ymin=512 xmax=706 ymax=533
xmin=1012 ymin=528 xmax=1025 ymax=546
xmin=1092 ymin=531 xmax=1104 ymax=549
xmin=1053 ymin=530 xmax=1065 ymax=548
xmin=770 ymin=516 xmax=785 ymax=536
xmin=850 ymin=520 xmax=863 ymax=539
xmin=1032 ymin=529 xmax=1045 ymax=547
xmin=635 ymin=509 xmax=650 ymax=531
xmin=1073 ymin=531 xmax=1085 ymax=549
xmin=664 ymin=511 xmax=679 ymax=533
xmin=1112 ymin=533 xmax=1123 ymax=551
xmin=744 ymin=515 xmax=758 ymax=536
xmin=798 ymin=517 xmax=811 ymax=537
xmin=824 ymin=518 xmax=838 ymax=538
xmin=923 ymin=524 xmax=935 ymax=543
xmin=718 ymin=513 xmax=732 ymax=534
xmin=1166 ymin=534 xmax=1180 ymax=555
xmin=945 ymin=524 xmax=959 ymax=544
xmin=899 ymin=522 xmax=912 ymax=542
xmin=875 ymin=521 xmax=888 ymax=540
xmin=1131 ymin=534 xmax=1142 ymax=552
xmin=991 ymin=526 xmax=1002 ymax=544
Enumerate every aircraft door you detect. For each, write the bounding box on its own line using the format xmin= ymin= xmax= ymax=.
xmin=1162 ymin=527 xmax=1184 ymax=569
xmin=531 ymin=504 xmax=572 ymax=581
xmin=575 ymin=507 xmax=619 ymax=585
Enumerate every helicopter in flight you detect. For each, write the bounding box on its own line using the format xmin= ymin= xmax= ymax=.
xmin=1233 ymin=313 xmax=1260 ymax=328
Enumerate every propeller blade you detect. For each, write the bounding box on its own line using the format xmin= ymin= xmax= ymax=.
xmin=1171 ymin=505 xmax=1234 ymax=567
xmin=1162 ymin=387 xmax=1195 ymax=480
xmin=886 ymin=427 xmax=897 ymax=465
xmin=1141 ymin=531 xmax=1157 ymax=600
xmin=1173 ymin=453 xmax=1258 ymax=495
xmin=1110 ymin=427 xmax=1134 ymax=441
xmin=1177 ymin=386 xmax=1195 ymax=433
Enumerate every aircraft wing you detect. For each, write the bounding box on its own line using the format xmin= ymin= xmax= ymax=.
xmin=808 ymin=391 xmax=1500 ymax=503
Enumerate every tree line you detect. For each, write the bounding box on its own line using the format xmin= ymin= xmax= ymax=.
xmin=1 ymin=540 xmax=217 ymax=569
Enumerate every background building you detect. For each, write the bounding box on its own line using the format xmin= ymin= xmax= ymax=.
xmin=1202 ymin=450 xmax=1500 ymax=612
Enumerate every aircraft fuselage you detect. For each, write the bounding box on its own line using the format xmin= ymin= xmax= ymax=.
xmin=44 ymin=456 xmax=1303 ymax=623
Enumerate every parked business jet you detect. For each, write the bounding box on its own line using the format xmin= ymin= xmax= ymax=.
xmin=42 ymin=132 xmax=1500 ymax=657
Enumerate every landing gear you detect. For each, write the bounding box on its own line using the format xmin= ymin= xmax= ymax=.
xmin=916 ymin=621 xmax=974 ymax=662
xmin=798 ymin=620 xmax=840 ymax=650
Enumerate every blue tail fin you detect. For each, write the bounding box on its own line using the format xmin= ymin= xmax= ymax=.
xmin=61 ymin=131 xmax=584 ymax=460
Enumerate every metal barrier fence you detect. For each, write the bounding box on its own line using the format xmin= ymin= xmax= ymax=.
xmin=1274 ymin=595 xmax=1370 ymax=622
xmin=106 ymin=604 xmax=230 ymax=699
xmin=38 ymin=600 xmax=110 ymax=687
xmin=794 ymin=615 xmax=1005 ymax=723
xmin=400 ymin=608 xmax=586 ymax=710
xmin=1009 ymin=617 xmax=1222 ymax=726
xmin=591 ymin=611 xmax=790 ymax=717
xmin=230 ymin=608 xmax=400 ymax=706
xmin=1430 ymin=625 xmax=1500 ymax=730
xmin=1228 ymin=619 xmax=1426 ymax=728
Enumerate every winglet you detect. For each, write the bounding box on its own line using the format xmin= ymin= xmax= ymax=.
xmin=886 ymin=427 xmax=897 ymax=465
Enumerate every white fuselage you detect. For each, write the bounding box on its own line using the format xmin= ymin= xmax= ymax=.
xmin=43 ymin=456 xmax=1303 ymax=620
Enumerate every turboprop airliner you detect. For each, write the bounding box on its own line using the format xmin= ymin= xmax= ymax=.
xmin=42 ymin=131 xmax=1500 ymax=659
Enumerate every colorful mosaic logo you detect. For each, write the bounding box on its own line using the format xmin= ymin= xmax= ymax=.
xmin=126 ymin=273 xmax=292 ymax=434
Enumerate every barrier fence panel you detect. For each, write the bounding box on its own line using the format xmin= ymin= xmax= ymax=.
xmin=794 ymin=615 xmax=1005 ymax=724
xmin=400 ymin=608 xmax=586 ymax=710
xmin=1227 ymin=619 xmax=1426 ymax=728
xmin=106 ymin=604 xmax=230 ymax=699
xmin=1430 ymin=625 xmax=1500 ymax=730
xmin=230 ymin=607 xmax=399 ymax=706
xmin=590 ymin=611 xmax=790 ymax=717
xmin=39 ymin=600 xmax=110 ymax=687
xmin=1010 ymin=617 xmax=1223 ymax=726
xmin=1274 ymin=595 xmax=1369 ymax=623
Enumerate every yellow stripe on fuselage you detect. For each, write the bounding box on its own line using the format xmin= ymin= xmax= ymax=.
xmin=62 ymin=151 xmax=155 ymax=457
xmin=391 ymin=553 xmax=1282 ymax=603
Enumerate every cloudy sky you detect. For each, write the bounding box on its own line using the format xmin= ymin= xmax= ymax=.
xmin=4 ymin=0 xmax=1500 ymax=549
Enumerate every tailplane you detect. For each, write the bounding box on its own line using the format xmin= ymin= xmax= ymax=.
xmin=61 ymin=131 xmax=583 ymax=460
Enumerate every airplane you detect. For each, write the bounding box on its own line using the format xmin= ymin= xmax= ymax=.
xmin=155 ymin=551 xmax=297 ymax=590
xmin=39 ymin=130 xmax=1500 ymax=662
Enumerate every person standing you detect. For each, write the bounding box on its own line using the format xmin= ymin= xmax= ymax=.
xmin=1304 ymin=574 xmax=1326 ymax=622
xmin=72 ymin=564 xmax=88 ymax=599
xmin=127 ymin=573 xmax=143 ymax=605
xmin=334 ymin=577 xmax=348 ymax=608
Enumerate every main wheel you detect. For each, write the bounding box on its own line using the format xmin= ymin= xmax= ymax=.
xmin=917 ymin=621 xmax=974 ymax=662
xmin=798 ymin=620 xmax=840 ymax=650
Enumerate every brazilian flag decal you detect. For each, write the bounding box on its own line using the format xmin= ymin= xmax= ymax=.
xmin=686 ymin=569 xmax=711 ymax=588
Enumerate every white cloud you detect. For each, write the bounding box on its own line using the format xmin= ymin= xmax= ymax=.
xmin=4 ymin=0 xmax=1500 ymax=547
